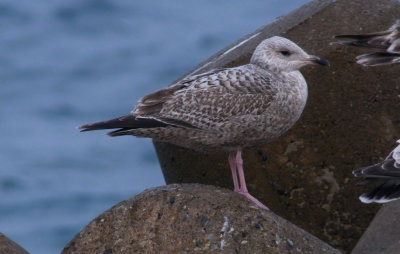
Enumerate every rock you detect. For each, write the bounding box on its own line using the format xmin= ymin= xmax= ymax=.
xmin=351 ymin=200 xmax=400 ymax=254
xmin=154 ymin=0 xmax=400 ymax=251
xmin=62 ymin=184 xmax=340 ymax=254
xmin=0 ymin=233 xmax=29 ymax=254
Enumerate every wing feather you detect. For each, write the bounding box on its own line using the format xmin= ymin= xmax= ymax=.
xmin=79 ymin=65 xmax=276 ymax=135
xmin=133 ymin=66 xmax=276 ymax=130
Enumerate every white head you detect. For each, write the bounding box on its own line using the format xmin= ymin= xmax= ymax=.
xmin=250 ymin=36 xmax=328 ymax=72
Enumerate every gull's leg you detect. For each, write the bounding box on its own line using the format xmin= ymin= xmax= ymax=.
xmin=235 ymin=149 xmax=269 ymax=210
xmin=228 ymin=151 xmax=240 ymax=192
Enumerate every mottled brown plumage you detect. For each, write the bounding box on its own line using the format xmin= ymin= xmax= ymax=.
xmin=79 ymin=36 xmax=328 ymax=210
xmin=81 ymin=37 xmax=327 ymax=152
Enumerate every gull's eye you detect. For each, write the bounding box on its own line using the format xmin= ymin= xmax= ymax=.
xmin=280 ymin=50 xmax=291 ymax=56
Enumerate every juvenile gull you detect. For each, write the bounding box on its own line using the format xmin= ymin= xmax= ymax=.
xmin=79 ymin=36 xmax=328 ymax=210
xmin=353 ymin=140 xmax=400 ymax=203
xmin=335 ymin=20 xmax=400 ymax=66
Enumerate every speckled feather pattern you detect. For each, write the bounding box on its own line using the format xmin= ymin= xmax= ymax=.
xmin=124 ymin=64 xmax=307 ymax=152
xmin=80 ymin=36 xmax=322 ymax=153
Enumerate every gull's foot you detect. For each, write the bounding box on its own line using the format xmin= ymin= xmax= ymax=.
xmin=237 ymin=191 xmax=270 ymax=210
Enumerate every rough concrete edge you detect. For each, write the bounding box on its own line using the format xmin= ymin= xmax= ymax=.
xmin=0 ymin=233 xmax=29 ymax=254
xmin=62 ymin=184 xmax=342 ymax=254
xmin=146 ymin=184 xmax=343 ymax=253
xmin=351 ymin=200 xmax=400 ymax=254
xmin=174 ymin=0 xmax=335 ymax=81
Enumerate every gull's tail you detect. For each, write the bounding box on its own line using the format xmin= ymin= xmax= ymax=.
xmin=353 ymin=163 xmax=400 ymax=203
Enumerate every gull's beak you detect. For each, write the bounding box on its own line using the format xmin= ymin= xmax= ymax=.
xmin=307 ymin=55 xmax=329 ymax=66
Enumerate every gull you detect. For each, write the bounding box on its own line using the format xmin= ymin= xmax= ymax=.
xmin=79 ymin=36 xmax=328 ymax=210
xmin=335 ymin=20 xmax=400 ymax=66
xmin=335 ymin=22 xmax=400 ymax=203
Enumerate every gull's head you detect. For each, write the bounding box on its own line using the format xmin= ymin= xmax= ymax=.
xmin=250 ymin=36 xmax=329 ymax=72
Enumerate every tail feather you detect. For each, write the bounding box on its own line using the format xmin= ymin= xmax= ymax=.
xmin=354 ymin=159 xmax=400 ymax=203
xmin=359 ymin=180 xmax=400 ymax=203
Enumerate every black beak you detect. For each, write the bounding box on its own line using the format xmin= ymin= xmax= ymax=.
xmin=309 ymin=55 xmax=329 ymax=66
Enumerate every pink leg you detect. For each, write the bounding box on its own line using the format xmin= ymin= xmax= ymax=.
xmin=235 ymin=150 xmax=247 ymax=192
xmin=228 ymin=152 xmax=240 ymax=192
xmin=234 ymin=149 xmax=269 ymax=210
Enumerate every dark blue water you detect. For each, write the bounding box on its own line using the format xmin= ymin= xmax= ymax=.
xmin=0 ymin=1 xmax=309 ymax=253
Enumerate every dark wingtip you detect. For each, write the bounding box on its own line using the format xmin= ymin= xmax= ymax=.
xmin=352 ymin=168 xmax=363 ymax=177
xmin=333 ymin=35 xmax=349 ymax=40
xmin=334 ymin=32 xmax=389 ymax=40
xmin=77 ymin=123 xmax=101 ymax=132
xmin=335 ymin=41 xmax=357 ymax=47
xmin=78 ymin=114 xmax=173 ymax=136
xmin=78 ymin=127 xmax=91 ymax=132
xmin=334 ymin=34 xmax=362 ymax=39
